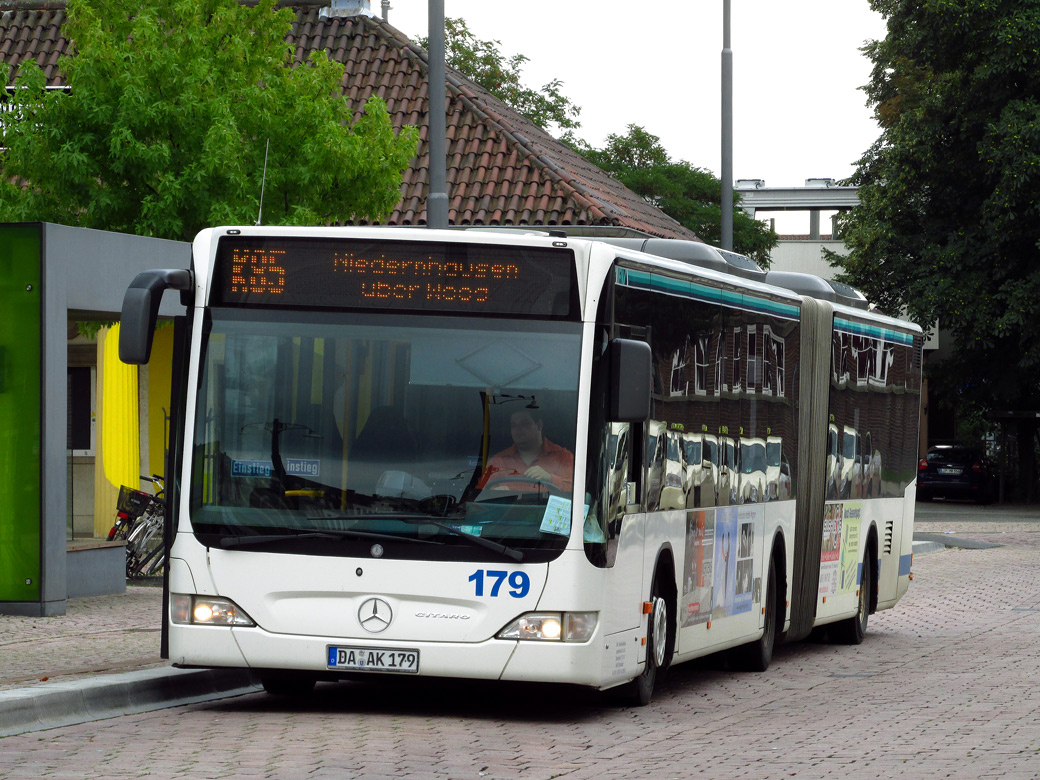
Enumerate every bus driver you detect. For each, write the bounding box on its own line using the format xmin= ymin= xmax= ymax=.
xmin=478 ymin=409 xmax=574 ymax=493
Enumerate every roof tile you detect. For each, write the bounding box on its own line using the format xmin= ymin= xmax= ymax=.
xmin=1 ymin=2 xmax=697 ymax=239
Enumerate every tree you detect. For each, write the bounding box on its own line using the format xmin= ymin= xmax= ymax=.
xmin=419 ymin=18 xmax=581 ymax=134
xmin=834 ymin=1 xmax=1040 ymax=494
xmin=0 ymin=0 xmax=418 ymax=242
xmin=572 ymin=125 xmax=778 ymax=266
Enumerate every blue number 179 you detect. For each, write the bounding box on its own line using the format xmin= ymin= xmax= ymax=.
xmin=468 ymin=569 xmax=530 ymax=598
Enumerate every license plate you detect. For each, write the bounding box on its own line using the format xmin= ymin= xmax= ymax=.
xmin=326 ymin=646 xmax=419 ymax=674
xmin=938 ymin=468 xmax=962 ymax=476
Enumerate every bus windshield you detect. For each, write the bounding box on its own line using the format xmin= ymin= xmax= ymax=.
xmin=189 ymin=310 xmax=581 ymax=562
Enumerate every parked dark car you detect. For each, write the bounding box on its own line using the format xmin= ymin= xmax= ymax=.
xmin=917 ymin=445 xmax=994 ymax=503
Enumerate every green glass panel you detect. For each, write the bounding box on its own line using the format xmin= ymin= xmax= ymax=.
xmin=0 ymin=225 xmax=42 ymax=601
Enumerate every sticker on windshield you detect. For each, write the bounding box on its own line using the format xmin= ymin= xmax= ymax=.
xmin=583 ymin=512 xmax=606 ymax=543
xmin=232 ymin=460 xmax=272 ymax=478
xmin=230 ymin=459 xmax=320 ymax=478
xmin=285 ymin=458 xmax=321 ymax=478
xmin=539 ymin=495 xmax=573 ymax=536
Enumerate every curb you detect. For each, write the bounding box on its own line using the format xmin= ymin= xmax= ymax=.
xmin=0 ymin=666 xmax=260 ymax=737
xmin=913 ymin=532 xmax=1001 ymax=551
xmin=912 ymin=539 xmax=947 ymax=556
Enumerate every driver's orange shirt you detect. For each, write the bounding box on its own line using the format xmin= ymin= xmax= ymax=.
xmin=477 ymin=437 xmax=575 ymax=492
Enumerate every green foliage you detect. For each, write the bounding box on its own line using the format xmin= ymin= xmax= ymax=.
xmin=834 ymin=0 xmax=1040 ymax=414
xmin=571 ymin=125 xmax=778 ymax=266
xmin=74 ymin=321 xmax=112 ymax=340
xmin=420 ymin=18 xmax=581 ymax=133
xmin=0 ymin=0 xmax=418 ymax=241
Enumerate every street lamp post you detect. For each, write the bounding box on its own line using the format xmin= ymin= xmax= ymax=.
xmin=721 ymin=0 xmax=733 ymax=250
xmin=427 ymin=0 xmax=449 ymax=229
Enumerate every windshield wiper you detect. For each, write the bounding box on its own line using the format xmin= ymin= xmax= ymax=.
xmin=318 ymin=513 xmax=524 ymax=562
xmin=388 ymin=514 xmax=524 ymax=562
xmin=219 ymin=528 xmax=438 ymax=548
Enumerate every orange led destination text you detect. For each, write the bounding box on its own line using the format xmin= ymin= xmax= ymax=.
xmin=230 ymin=249 xmax=287 ymax=294
xmin=334 ymin=252 xmax=520 ymax=302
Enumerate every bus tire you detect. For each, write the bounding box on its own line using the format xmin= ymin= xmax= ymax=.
xmin=618 ymin=567 xmax=672 ymax=706
xmin=732 ymin=555 xmax=778 ymax=672
xmin=260 ymin=672 xmax=317 ymax=696
xmin=832 ymin=553 xmax=872 ymax=645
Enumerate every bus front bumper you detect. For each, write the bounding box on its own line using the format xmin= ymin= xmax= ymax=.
xmin=169 ymin=623 xmax=625 ymax=689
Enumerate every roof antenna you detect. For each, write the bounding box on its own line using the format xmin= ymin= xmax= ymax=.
xmin=256 ymin=138 xmax=270 ymax=226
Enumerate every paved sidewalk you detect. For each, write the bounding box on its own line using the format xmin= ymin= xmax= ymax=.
xmin=0 ymin=585 xmax=165 ymax=692
xmin=0 ymin=584 xmax=258 ymax=736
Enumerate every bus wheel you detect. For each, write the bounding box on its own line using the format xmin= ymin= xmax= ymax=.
xmin=832 ymin=555 xmax=871 ymax=645
xmin=260 ymin=672 xmax=317 ymax=696
xmin=620 ymin=585 xmax=669 ymax=706
xmin=732 ymin=556 xmax=777 ymax=672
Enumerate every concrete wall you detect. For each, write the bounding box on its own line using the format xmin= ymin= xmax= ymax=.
xmin=70 ymin=456 xmax=96 ymax=538
xmin=66 ymin=542 xmax=126 ymax=598
xmin=768 ymin=239 xmax=848 ymax=278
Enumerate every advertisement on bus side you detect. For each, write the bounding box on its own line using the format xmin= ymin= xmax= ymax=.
xmin=683 ymin=509 xmax=714 ymax=627
xmin=819 ymin=502 xmax=862 ymax=596
xmin=712 ymin=506 xmax=758 ymax=618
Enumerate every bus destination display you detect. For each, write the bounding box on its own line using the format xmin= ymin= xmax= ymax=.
xmin=214 ymin=237 xmax=576 ymax=317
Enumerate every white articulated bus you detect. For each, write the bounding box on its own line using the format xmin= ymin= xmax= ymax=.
xmin=120 ymin=227 xmax=922 ymax=704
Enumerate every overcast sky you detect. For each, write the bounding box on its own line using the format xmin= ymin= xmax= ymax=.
xmin=382 ymin=0 xmax=889 ymax=234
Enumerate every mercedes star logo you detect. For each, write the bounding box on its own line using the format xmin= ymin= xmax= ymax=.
xmin=358 ymin=597 xmax=393 ymax=633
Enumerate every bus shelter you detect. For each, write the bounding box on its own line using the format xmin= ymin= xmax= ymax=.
xmin=0 ymin=223 xmax=188 ymax=616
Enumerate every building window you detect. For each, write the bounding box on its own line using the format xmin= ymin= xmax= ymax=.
xmin=68 ymin=366 xmax=95 ymax=455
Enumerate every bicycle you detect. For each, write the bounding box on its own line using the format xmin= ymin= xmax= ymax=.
xmin=109 ymin=479 xmax=151 ymax=541
xmin=110 ymin=475 xmax=166 ymax=578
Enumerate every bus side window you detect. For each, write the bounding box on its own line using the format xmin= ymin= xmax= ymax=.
xmin=629 ymin=421 xmax=646 ymax=510
xmin=605 ymin=422 xmax=643 ymax=518
xmin=645 ymin=424 xmax=666 ymax=512
xmin=603 ymin=423 xmax=631 ymax=532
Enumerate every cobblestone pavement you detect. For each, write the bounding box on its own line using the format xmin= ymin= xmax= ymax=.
xmin=1 ymin=504 xmax=1038 ymax=779
xmin=0 ymin=586 xmax=164 ymax=692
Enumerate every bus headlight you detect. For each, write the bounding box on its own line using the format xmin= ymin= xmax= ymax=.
xmin=497 ymin=612 xmax=597 ymax=642
xmin=171 ymin=594 xmax=256 ymax=627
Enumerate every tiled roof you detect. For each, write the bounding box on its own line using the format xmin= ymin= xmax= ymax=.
xmin=0 ymin=4 xmax=67 ymax=84
xmin=1 ymin=1 xmax=698 ymax=239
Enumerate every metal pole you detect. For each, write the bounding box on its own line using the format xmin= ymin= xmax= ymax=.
xmin=720 ymin=0 xmax=733 ymax=250
xmin=427 ymin=0 xmax=449 ymax=229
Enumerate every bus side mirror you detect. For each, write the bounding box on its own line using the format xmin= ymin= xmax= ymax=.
xmin=119 ymin=269 xmax=193 ymax=365
xmin=608 ymin=338 xmax=651 ymax=422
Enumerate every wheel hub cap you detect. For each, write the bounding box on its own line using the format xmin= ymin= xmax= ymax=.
xmin=651 ymin=596 xmax=668 ymax=668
